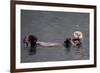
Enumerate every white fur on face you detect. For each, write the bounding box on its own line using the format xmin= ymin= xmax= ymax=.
xmin=73 ymin=31 xmax=83 ymax=40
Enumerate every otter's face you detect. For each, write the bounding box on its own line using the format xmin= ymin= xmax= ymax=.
xmin=75 ymin=33 xmax=81 ymax=38
xmin=73 ymin=31 xmax=83 ymax=40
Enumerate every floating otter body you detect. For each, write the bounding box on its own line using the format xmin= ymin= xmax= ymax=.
xmin=23 ymin=31 xmax=83 ymax=55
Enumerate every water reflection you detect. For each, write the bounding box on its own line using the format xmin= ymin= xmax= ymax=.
xmin=71 ymin=47 xmax=83 ymax=60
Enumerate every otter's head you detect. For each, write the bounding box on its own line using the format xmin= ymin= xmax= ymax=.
xmin=73 ymin=31 xmax=83 ymax=40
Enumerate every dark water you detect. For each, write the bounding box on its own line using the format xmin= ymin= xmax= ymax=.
xmin=21 ymin=10 xmax=90 ymax=63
